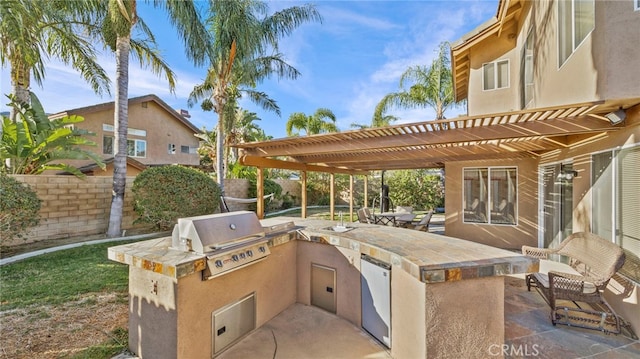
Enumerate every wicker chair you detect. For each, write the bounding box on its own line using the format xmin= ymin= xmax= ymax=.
xmin=522 ymin=232 xmax=628 ymax=335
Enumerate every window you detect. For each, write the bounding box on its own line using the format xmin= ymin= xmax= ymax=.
xmin=168 ymin=144 xmax=176 ymax=154
xmin=103 ymin=135 xmax=114 ymax=155
xmin=592 ymin=145 xmax=640 ymax=283
xmin=558 ymin=0 xmax=594 ymax=67
xmin=127 ymin=139 xmax=146 ymax=158
xmin=521 ymin=30 xmax=534 ymax=108
xmin=483 ymin=60 xmax=509 ymax=90
xmin=181 ymin=145 xmax=198 ymax=154
xmin=103 ymin=136 xmax=146 ymax=157
xmin=636 ymin=0 xmax=640 ymax=11
xmin=463 ymin=167 xmax=517 ymax=225
xmin=102 ymin=124 xmax=147 ymax=137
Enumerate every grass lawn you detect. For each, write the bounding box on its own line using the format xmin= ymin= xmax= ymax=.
xmin=0 ymin=240 xmax=137 ymax=358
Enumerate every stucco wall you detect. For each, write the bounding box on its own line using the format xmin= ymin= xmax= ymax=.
xmin=63 ymin=98 xmax=200 ymax=169
xmin=296 ymin=241 xmax=362 ymax=327
xmin=128 ymin=241 xmax=297 ymax=359
xmin=466 ymin=0 xmax=640 ymax=115
xmin=444 ymin=156 xmax=539 ymax=250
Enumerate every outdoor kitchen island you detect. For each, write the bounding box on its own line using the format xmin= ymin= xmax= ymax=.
xmin=108 ymin=212 xmax=538 ymax=359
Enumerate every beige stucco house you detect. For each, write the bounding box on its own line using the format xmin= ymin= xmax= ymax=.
xmin=49 ymin=94 xmax=201 ymax=175
xmin=448 ymin=0 xmax=640 ymax=331
xmin=232 ymin=0 xmax=639 ymax=336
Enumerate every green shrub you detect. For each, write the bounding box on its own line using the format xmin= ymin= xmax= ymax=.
xmin=132 ymin=166 xmax=221 ymax=230
xmin=0 ymin=174 xmax=42 ymax=243
xmin=248 ymin=178 xmax=282 ymax=212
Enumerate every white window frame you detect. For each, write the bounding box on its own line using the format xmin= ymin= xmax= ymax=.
xmin=127 ymin=139 xmax=147 ymax=158
xmin=102 ymin=124 xmax=147 ymax=137
xmin=558 ymin=0 xmax=595 ymax=67
xmin=521 ymin=30 xmax=535 ymax=108
xmin=636 ymin=0 xmax=640 ymax=11
xmin=168 ymin=143 xmax=176 ymax=154
xmin=462 ymin=166 xmax=518 ymax=226
xmin=591 ymin=143 xmax=640 ymax=283
xmin=482 ymin=59 xmax=510 ymax=91
xmin=181 ymin=145 xmax=198 ymax=154
xmin=103 ymin=136 xmax=146 ymax=158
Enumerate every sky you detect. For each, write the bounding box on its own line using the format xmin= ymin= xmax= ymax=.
xmin=0 ymin=0 xmax=498 ymax=139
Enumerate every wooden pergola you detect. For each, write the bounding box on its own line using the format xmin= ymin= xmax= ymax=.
xmin=233 ymin=100 xmax=637 ymax=219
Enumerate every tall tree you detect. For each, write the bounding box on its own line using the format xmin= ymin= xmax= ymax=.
xmin=101 ymin=0 xmax=211 ymax=237
xmin=286 ymin=108 xmax=339 ymax=136
xmin=188 ymin=0 xmax=321 ymax=194
xmin=373 ymin=42 xmax=457 ymax=123
xmin=0 ymin=0 xmax=110 ymax=132
xmin=227 ymin=108 xmax=263 ymax=162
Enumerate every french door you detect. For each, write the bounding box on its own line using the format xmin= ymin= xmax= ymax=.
xmin=540 ymin=162 xmax=574 ymax=248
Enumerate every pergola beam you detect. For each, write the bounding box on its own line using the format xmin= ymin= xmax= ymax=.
xmin=239 ymin=155 xmax=369 ymax=175
xmin=239 ymin=115 xmax=613 ymax=158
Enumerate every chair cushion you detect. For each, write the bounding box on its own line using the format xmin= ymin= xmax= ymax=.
xmin=532 ymin=271 xmax=596 ymax=294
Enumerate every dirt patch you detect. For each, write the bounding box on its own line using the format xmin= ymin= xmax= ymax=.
xmin=0 ymin=293 xmax=129 ymax=359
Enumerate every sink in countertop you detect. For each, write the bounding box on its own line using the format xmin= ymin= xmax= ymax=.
xmin=322 ymin=226 xmax=356 ymax=233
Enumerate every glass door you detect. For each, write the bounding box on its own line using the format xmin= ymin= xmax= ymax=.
xmin=540 ymin=163 xmax=574 ymax=248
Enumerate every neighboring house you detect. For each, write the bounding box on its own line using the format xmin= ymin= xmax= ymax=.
xmin=450 ymin=0 xmax=639 ymax=330
xmin=49 ymin=94 xmax=201 ymax=175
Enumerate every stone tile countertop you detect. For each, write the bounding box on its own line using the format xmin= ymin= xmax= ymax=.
xmin=108 ymin=216 xmax=539 ymax=283
xmin=290 ymin=217 xmax=539 ymax=283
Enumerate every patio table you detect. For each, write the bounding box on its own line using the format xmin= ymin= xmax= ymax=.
xmin=373 ymin=212 xmax=415 ymax=226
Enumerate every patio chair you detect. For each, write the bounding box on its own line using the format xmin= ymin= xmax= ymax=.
xmin=400 ymin=210 xmax=433 ymax=231
xmin=357 ymin=207 xmax=375 ymax=224
xmin=357 ymin=208 xmax=371 ymax=224
xmin=522 ymin=233 xmax=635 ymax=337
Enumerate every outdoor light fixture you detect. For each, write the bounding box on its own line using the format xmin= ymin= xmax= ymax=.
xmin=558 ymin=170 xmax=579 ymax=181
xmin=605 ymin=109 xmax=626 ymax=125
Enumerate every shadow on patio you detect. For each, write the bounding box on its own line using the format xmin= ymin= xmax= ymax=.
xmin=216 ymin=274 xmax=639 ymax=359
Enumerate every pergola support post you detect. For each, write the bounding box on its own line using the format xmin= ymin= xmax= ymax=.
xmin=330 ymin=173 xmax=335 ymax=221
xmin=364 ymin=175 xmax=368 ymax=209
xmin=349 ymin=175 xmax=354 ymax=222
xmin=301 ymin=171 xmax=307 ymax=218
xmin=257 ymin=167 xmax=264 ymax=219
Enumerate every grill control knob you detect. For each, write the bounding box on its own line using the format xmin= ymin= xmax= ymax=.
xmin=246 ymin=250 xmax=253 ymax=257
xmin=258 ymin=246 xmax=266 ymax=253
xmin=239 ymin=252 xmax=246 ymax=259
xmin=214 ymin=260 xmax=223 ymax=268
xmin=231 ymin=254 xmax=239 ymax=262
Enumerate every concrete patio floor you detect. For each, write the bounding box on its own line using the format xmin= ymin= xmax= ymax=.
xmin=215 ymin=275 xmax=639 ymax=359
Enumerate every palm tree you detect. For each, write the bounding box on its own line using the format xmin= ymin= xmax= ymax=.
xmin=227 ymin=109 xmax=264 ymax=162
xmin=373 ymin=42 xmax=457 ymax=122
xmin=188 ymin=0 xmax=321 ymax=194
xmin=102 ymin=0 xmax=211 ymax=237
xmin=1 ymin=93 xmax=105 ymax=176
xmin=286 ymin=108 xmax=339 ymax=136
xmin=351 ymin=113 xmax=399 ymax=129
xmin=0 ymin=0 xmax=110 ymax=129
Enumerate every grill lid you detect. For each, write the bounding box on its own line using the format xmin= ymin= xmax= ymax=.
xmin=171 ymin=211 xmax=265 ymax=253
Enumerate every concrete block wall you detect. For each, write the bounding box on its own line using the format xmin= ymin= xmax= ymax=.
xmin=7 ymin=176 xmax=302 ymax=245
xmin=274 ymin=179 xmax=302 ymax=205
xmin=223 ymin=178 xmax=251 ymax=212
xmin=10 ymin=175 xmax=139 ymax=245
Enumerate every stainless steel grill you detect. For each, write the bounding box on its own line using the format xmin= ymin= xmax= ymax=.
xmin=171 ymin=211 xmax=272 ymax=280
